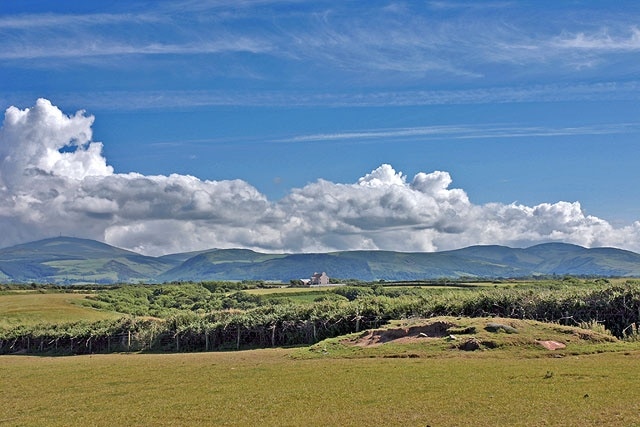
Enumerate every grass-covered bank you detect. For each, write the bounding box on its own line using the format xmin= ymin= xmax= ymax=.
xmin=2 ymin=349 xmax=640 ymax=426
xmin=296 ymin=316 xmax=633 ymax=359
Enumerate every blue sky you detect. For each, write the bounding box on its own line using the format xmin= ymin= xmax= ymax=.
xmin=1 ymin=1 xmax=640 ymax=255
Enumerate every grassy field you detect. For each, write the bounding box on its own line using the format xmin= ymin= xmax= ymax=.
xmin=1 ymin=348 xmax=640 ymax=426
xmin=0 ymin=292 xmax=120 ymax=328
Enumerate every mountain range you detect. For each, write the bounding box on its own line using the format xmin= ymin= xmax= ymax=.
xmin=1 ymin=236 xmax=639 ymax=284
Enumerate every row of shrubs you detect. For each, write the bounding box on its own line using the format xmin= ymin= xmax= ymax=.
xmin=2 ymin=281 xmax=640 ymax=355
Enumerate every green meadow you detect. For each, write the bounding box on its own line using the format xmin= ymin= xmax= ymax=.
xmin=2 ymin=347 xmax=640 ymax=426
xmin=0 ymin=292 xmax=119 ymax=328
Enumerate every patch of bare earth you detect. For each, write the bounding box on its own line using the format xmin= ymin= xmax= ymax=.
xmin=537 ymin=340 xmax=566 ymax=350
xmin=347 ymin=321 xmax=454 ymax=347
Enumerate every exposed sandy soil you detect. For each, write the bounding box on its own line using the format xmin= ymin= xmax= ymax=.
xmin=347 ymin=321 xmax=455 ymax=347
xmin=537 ymin=340 xmax=567 ymax=350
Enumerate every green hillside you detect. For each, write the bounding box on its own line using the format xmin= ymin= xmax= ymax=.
xmin=0 ymin=237 xmax=175 ymax=284
xmin=158 ymin=249 xmax=287 ymax=282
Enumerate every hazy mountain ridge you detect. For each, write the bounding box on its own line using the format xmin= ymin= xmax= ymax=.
xmin=1 ymin=237 xmax=640 ymax=284
xmin=0 ymin=237 xmax=174 ymax=284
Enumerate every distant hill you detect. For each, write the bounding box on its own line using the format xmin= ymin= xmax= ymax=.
xmin=158 ymin=251 xmax=371 ymax=282
xmin=0 ymin=237 xmax=174 ymax=284
xmin=1 ymin=237 xmax=640 ymax=284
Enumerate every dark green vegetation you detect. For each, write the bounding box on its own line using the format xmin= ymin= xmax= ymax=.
xmin=2 ymin=279 xmax=640 ymax=355
xmin=3 ymin=237 xmax=640 ymax=284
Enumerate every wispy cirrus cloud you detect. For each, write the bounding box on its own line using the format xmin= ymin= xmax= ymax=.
xmin=283 ymin=8 xmax=482 ymax=77
xmin=2 ymin=0 xmax=640 ymax=111
xmin=0 ymin=4 xmax=272 ymax=61
xmin=0 ymin=12 xmax=159 ymax=29
xmin=0 ymin=38 xmax=272 ymax=61
xmin=280 ymin=123 xmax=640 ymax=144
xmin=427 ymin=1 xmax=513 ymax=11
xmin=554 ymin=27 xmax=640 ymax=51
xmin=1 ymin=1 xmax=639 ymax=82
xmin=10 ymin=80 xmax=637 ymax=112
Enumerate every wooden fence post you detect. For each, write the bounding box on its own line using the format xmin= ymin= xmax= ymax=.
xmin=271 ymin=325 xmax=276 ymax=347
xmin=236 ymin=325 xmax=241 ymax=350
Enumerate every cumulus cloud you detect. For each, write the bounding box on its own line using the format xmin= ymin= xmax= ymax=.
xmin=0 ymin=99 xmax=112 ymax=188
xmin=1 ymin=99 xmax=640 ymax=256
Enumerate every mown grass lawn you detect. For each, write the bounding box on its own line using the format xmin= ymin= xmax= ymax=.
xmin=2 ymin=348 xmax=640 ymax=426
xmin=0 ymin=292 xmax=120 ymax=328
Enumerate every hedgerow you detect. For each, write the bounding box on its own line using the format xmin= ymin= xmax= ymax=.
xmin=2 ymin=280 xmax=640 ymax=354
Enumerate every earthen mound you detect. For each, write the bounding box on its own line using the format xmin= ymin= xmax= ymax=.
xmin=351 ymin=321 xmax=454 ymax=347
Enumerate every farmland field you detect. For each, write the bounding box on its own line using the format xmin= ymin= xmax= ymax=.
xmin=0 ymin=292 xmax=120 ymax=328
xmin=2 ymin=348 xmax=640 ymax=426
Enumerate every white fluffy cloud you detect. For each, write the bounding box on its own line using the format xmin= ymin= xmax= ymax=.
xmin=0 ymin=99 xmax=112 ymax=188
xmin=1 ymin=99 xmax=639 ymax=256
